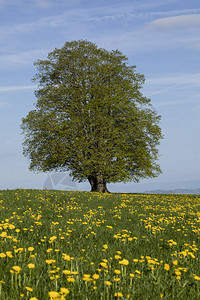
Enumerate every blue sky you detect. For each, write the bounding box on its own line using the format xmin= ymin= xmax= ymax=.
xmin=0 ymin=0 xmax=200 ymax=192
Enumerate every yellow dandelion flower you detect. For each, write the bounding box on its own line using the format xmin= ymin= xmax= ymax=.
xmin=92 ymin=274 xmax=99 ymax=279
xmin=60 ymin=287 xmax=70 ymax=294
xmin=0 ymin=253 xmax=6 ymax=258
xmin=174 ymin=269 xmax=181 ymax=276
xmin=67 ymin=277 xmax=75 ymax=282
xmin=104 ymin=281 xmax=112 ymax=286
xmin=25 ymin=286 xmax=33 ymax=292
xmin=6 ymin=251 xmax=13 ymax=258
xmin=114 ymin=269 xmax=121 ymax=275
xmin=114 ymin=292 xmax=123 ymax=297
xmin=45 ymin=259 xmax=56 ymax=264
xmin=100 ymin=262 xmax=107 ymax=268
xmin=194 ymin=275 xmax=200 ymax=281
xmin=28 ymin=263 xmax=35 ymax=269
xmin=130 ymin=273 xmax=135 ymax=278
xmin=115 ymin=255 xmax=121 ymax=260
xmin=119 ymin=259 xmax=129 ymax=266
xmin=12 ymin=266 xmax=21 ymax=273
xmin=114 ymin=278 xmax=120 ymax=282
xmin=164 ymin=264 xmax=170 ymax=271
xmin=62 ymin=254 xmax=71 ymax=261
xmin=48 ymin=291 xmax=60 ymax=298
xmin=28 ymin=247 xmax=34 ymax=252
xmin=63 ymin=270 xmax=71 ymax=275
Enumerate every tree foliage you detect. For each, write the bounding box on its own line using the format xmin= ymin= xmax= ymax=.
xmin=21 ymin=40 xmax=163 ymax=192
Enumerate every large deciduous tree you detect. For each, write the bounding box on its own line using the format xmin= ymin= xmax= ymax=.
xmin=21 ymin=40 xmax=163 ymax=193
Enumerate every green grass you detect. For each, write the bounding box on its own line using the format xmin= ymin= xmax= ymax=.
xmin=0 ymin=189 xmax=200 ymax=299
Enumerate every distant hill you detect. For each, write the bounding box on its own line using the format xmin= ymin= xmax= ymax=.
xmin=145 ymin=187 xmax=200 ymax=194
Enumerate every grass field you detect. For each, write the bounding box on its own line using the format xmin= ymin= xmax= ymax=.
xmin=0 ymin=190 xmax=200 ymax=299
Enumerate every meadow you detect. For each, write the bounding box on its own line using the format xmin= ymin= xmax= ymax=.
xmin=0 ymin=190 xmax=200 ymax=299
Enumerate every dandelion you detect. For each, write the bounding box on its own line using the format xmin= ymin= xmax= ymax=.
xmin=164 ymin=264 xmax=170 ymax=271
xmin=174 ymin=269 xmax=181 ymax=276
xmin=67 ymin=277 xmax=75 ymax=282
xmin=25 ymin=286 xmax=33 ymax=292
xmin=114 ymin=278 xmax=120 ymax=282
xmin=100 ymin=262 xmax=107 ymax=268
xmin=28 ymin=263 xmax=35 ymax=269
xmin=92 ymin=274 xmax=99 ymax=279
xmin=114 ymin=269 xmax=121 ymax=275
xmin=60 ymin=287 xmax=70 ymax=295
xmin=6 ymin=251 xmax=13 ymax=258
xmin=119 ymin=259 xmax=129 ymax=265
xmin=83 ymin=274 xmax=92 ymax=282
xmin=62 ymin=254 xmax=71 ymax=261
xmin=48 ymin=291 xmax=60 ymax=298
xmin=45 ymin=259 xmax=56 ymax=264
xmin=114 ymin=292 xmax=123 ymax=297
xmin=12 ymin=266 xmax=21 ymax=274
xmin=194 ymin=274 xmax=200 ymax=280
xmin=63 ymin=270 xmax=71 ymax=275
xmin=104 ymin=281 xmax=112 ymax=286
xmin=28 ymin=247 xmax=34 ymax=252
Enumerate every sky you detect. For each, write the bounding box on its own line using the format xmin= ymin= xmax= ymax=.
xmin=0 ymin=0 xmax=200 ymax=192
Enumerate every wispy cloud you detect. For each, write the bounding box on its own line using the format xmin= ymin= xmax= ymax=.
xmin=148 ymin=14 xmax=200 ymax=31
xmin=0 ymin=85 xmax=37 ymax=92
xmin=0 ymin=49 xmax=49 ymax=68
xmin=146 ymin=73 xmax=200 ymax=86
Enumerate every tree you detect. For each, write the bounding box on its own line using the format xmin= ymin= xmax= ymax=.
xmin=21 ymin=40 xmax=163 ymax=193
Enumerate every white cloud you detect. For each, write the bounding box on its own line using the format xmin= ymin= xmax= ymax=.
xmin=0 ymin=85 xmax=37 ymax=92
xmin=0 ymin=49 xmax=49 ymax=68
xmin=149 ymin=14 xmax=200 ymax=31
xmin=146 ymin=73 xmax=200 ymax=86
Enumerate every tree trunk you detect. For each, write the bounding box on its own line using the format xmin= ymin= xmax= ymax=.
xmin=88 ymin=175 xmax=110 ymax=193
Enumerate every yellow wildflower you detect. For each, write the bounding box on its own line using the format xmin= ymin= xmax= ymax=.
xmin=48 ymin=291 xmax=60 ymax=298
xmin=25 ymin=286 xmax=33 ymax=292
xmin=119 ymin=259 xmax=129 ymax=265
xmin=104 ymin=281 xmax=112 ymax=286
xmin=12 ymin=266 xmax=21 ymax=274
xmin=114 ymin=292 xmax=123 ymax=297
xmin=28 ymin=247 xmax=34 ymax=252
xmin=60 ymin=287 xmax=70 ymax=294
xmin=164 ymin=264 xmax=170 ymax=271
xmin=28 ymin=263 xmax=35 ymax=269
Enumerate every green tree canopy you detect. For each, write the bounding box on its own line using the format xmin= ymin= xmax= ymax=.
xmin=21 ymin=40 xmax=163 ymax=193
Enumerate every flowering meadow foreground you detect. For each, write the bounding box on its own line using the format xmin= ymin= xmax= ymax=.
xmin=0 ymin=190 xmax=200 ymax=299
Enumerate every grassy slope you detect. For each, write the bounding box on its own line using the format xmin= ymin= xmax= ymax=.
xmin=0 ymin=189 xmax=200 ymax=299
